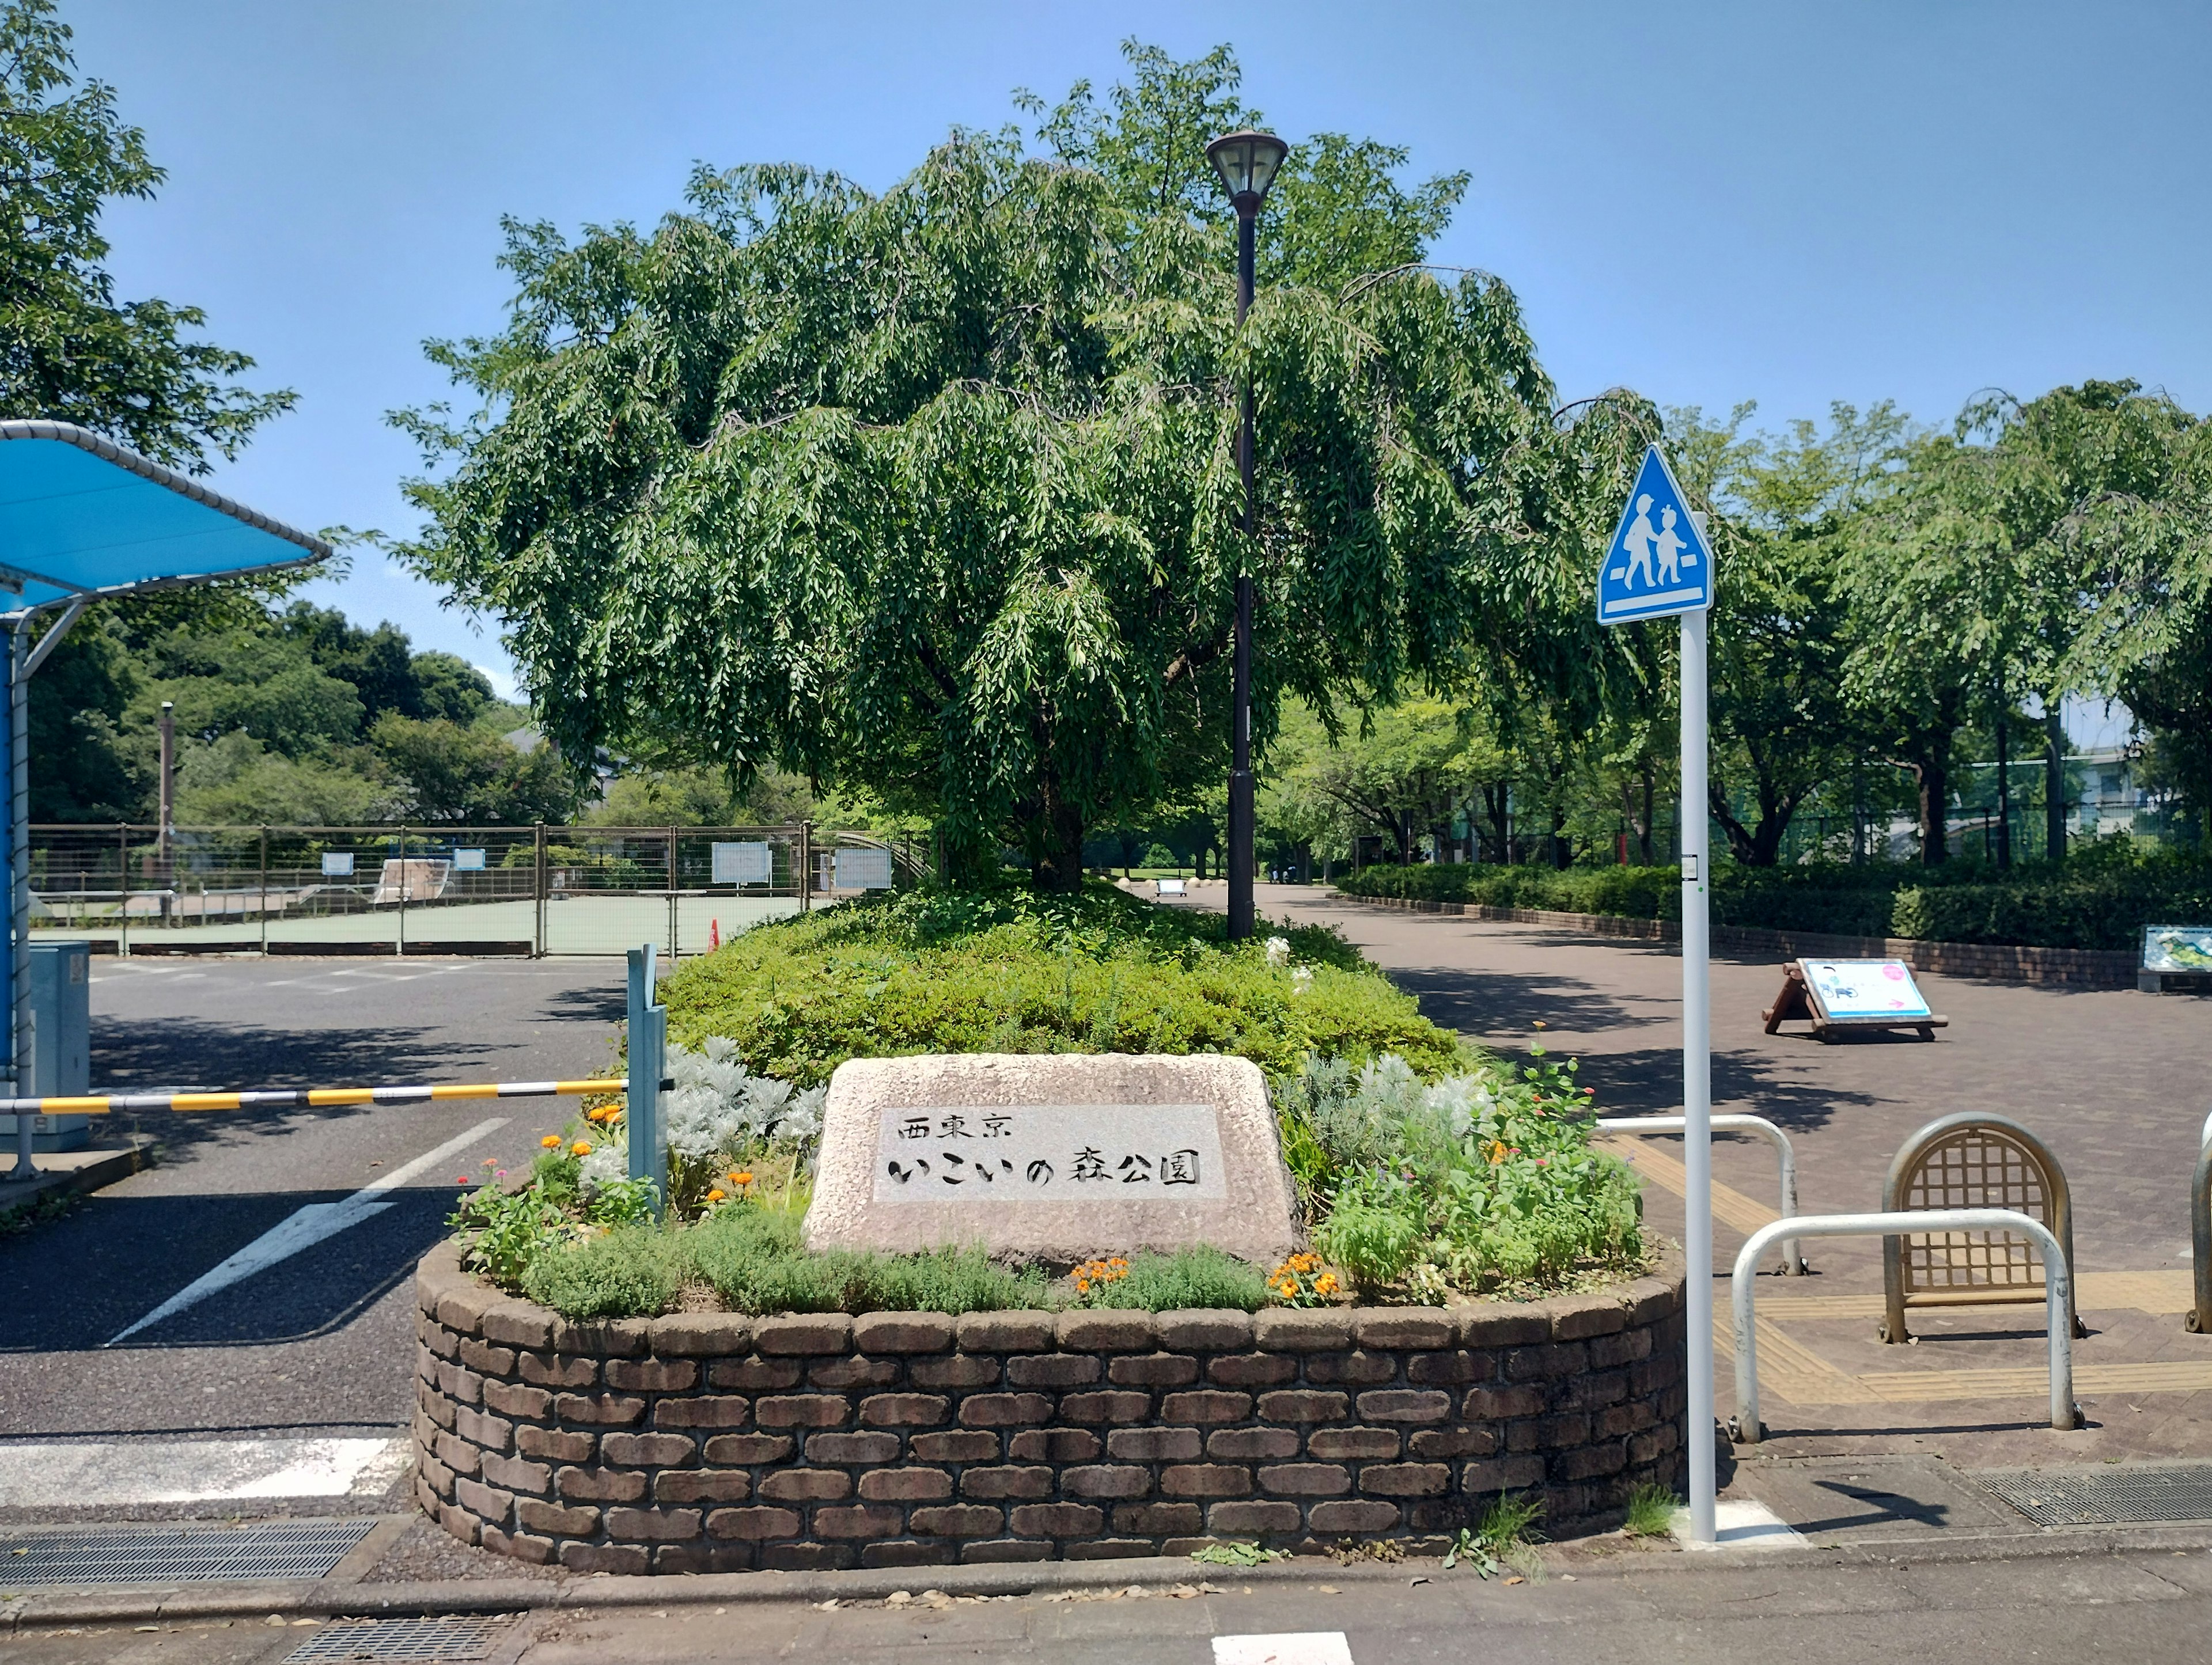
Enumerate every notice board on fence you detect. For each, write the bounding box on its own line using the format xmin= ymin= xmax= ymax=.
xmin=835 ymin=847 xmax=893 ymax=890
xmin=711 ymin=841 xmax=774 ymax=886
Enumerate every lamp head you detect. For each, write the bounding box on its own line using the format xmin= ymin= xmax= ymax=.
xmin=1206 ymin=130 xmax=1290 ymax=215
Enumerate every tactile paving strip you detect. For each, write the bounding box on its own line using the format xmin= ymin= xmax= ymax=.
xmin=0 ymin=1518 xmax=374 ymax=1587
xmin=282 ymin=1614 xmax=514 ymax=1662
xmin=1975 ymin=1463 xmax=2212 ymax=1526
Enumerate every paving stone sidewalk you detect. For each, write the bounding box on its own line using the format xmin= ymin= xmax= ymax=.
xmin=1219 ymin=883 xmax=2212 ymax=1474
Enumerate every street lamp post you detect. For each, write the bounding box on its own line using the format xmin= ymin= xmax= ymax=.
xmin=1206 ymin=130 xmax=1289 ymax=943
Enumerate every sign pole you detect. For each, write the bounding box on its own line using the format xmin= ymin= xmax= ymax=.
xmin=1594 ymin=449 xmax=1718 ymax=1545
xmin=1680 ymin=581 xmax=1715 ymax=1546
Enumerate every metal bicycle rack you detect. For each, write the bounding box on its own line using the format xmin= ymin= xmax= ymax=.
xmin=1597 ymin=1113 xmax=1809 ymax=1275
xmin=1730 ymin=1209 xmax=2082 ymax=1443
xmin=2188 ymin=1108 xmax=2212 ymax=1333
xmin=1878 ymin=1112 xmax=2081 ymax=1344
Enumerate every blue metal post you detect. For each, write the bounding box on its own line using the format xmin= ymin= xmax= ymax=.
xmin=626 ymin=943 xmax=667 ymax=1215
xmin=3 ymin=623 xmax=23 ymax=1182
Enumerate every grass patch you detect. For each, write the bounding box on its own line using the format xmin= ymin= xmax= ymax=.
xmin=660 ymin=879 xmax=1459 ymax=1087
xmin=1444 ymin=1491 xmax=1547 ymax=1579
xmin=1623 ymin=1482 xmax=1677 ymax=1538
xmin=1072 ymin=1246 xmax=1269 ymax=1313
xmin=505 ymin=1205 xmax=1273 ymax=1322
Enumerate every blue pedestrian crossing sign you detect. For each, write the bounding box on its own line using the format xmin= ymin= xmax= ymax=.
xmin=1596 ymin=445 xmax=1714 ymax=625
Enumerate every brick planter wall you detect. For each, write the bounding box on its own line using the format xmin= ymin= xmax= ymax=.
xmin=413 ymin=1243 xmax=1685 ymax=1573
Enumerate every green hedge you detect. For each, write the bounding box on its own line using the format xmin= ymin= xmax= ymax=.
xmin=660 ymin=880 xmax=1463 ymax=1087
xmin=1333 ymin=864 xmax=1679 ymax=919
xmin=1335 ymin=848 xmax=2212 ymax=952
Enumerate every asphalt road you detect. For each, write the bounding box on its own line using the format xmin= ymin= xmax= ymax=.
xmin=0 ymin=956 xmax=627 ymax=1482
xmin=10 ymin=1543 xmax=2212 ymax=1662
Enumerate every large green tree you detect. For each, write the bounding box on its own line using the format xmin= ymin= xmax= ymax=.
xmin=398 ymin=44 xmax=1639 ymax=888
xmin=1844 ymin=381 xmax=2212 ymax=863
xmin=1677 ymin=403 xmax=1906 ymax=864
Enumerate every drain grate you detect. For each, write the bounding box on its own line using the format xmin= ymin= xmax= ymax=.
xmin=1976 ymin=1463 xmax=2212 ymax=1526
xmin=0 ymin=1518 xmax=375 ymax=1587
xmin=283 ymin=1614 xmax=513 ymax=1663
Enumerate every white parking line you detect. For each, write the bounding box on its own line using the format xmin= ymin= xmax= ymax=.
xmin=104 ymin=1117 xmax=507 ymax=1346
xmin=1214 ymin=1636 xmax=1355 ymax=1665
xmin=0 ymin=1437 xmax=408 ymax=1507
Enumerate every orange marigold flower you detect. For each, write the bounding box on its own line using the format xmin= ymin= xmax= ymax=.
xmin=571 ymin=1140 xmax=593 ymax=1157
xmin=707 ymin=1189 xmax=726 ymax=1203
xmin=733 ymin=1171 xmax=753 ymax=1186
xmin=541 ymin=1134 xmax=562 ymax=1148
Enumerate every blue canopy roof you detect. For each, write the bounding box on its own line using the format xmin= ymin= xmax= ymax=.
xmin=0 ymin=420 xmax=330 ymax=614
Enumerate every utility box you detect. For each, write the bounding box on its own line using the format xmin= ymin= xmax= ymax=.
xmin=1 ymin=940 xmax=93 ymax=1150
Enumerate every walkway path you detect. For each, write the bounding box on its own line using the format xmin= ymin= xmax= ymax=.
xmin=1198 ymin=882 xmax=2212 ymax=1470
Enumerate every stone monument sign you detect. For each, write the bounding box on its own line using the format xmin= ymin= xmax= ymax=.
xmin=804 ymin=1053 xmax=1299 ymax=1265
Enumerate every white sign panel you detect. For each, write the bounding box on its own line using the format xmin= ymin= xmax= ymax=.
xmin=711 ymin=840 xmax=773 ymax=885
xmin=836 ymin=847 xmax=893 ymax=890
xmin=321 ymin=852 xmax=355 ymax=878
xmin=1801 ymin=958 xmax=1934 ymax=1022
xmin=873 ymin=1102 xmax=1226 ymax=1203
xmin=452 ymin=848 xmax=486 ymax=871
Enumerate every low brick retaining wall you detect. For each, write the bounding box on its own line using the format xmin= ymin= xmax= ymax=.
xmin=1339 ymin=893 xmax=2137 ymax=989
xmin=413 ymin=1243 xmax=1685 ymax=1573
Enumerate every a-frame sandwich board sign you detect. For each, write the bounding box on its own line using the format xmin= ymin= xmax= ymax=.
xmin=1597 ymin=445 xmax=1714 ymax=625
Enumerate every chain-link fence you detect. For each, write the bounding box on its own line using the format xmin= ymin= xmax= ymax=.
xmin=28 ymin=824 xmax=930 ymax=958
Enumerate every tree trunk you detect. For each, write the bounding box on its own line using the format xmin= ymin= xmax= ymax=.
xmin=1917 ymin=757 xmax=1949 ymax=864
xmin=1994 ymin=700 xmax=2012 ymax=869
xmin=1481 ymin=784 xmax=1511 ymax=865
xmin=1032 ymin=791 xmax=1086 ymax=893
xmin=1550 ymin=805 xmax=1571 ymax=870
xmin=2044 ymin=706 xmax=2067 ymax=864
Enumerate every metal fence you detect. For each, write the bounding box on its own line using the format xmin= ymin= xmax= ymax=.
xmin=27 ymin=824 xmax=929 ymax=958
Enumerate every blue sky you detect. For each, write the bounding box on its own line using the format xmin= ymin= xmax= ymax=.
xmin=64 ymin=1 xmax=2211 ymax=738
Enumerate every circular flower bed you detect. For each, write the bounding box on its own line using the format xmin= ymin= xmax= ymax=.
xmin=415 ymin=1242 xmax=1685 ymax=1572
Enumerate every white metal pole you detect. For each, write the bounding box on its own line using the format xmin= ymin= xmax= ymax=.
xmin=1680 ymin=602 xmax=1714 ymax=1545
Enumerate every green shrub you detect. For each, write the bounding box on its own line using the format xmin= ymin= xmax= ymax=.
xmin=520 ymin=1224 xmax=685 ymax=1319
xmin=659 ymin=878 xmax=1459 ymax=1086
xmin=1296 ymin=1052 xmax=1642 ymax=1299
xmin=1335 ymin=864 xmax=1678 ymax=920
xmin=1080 ymin=1247 xmax=1269 ymax=1313
xmin=1889 ymin=868 xmax=2212 ymax=950
xmin=1338 ymin=847 xmax=2212 ymax=951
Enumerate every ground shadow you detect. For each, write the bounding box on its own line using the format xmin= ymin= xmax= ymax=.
xmin=1521 ymin=1043 xmax=1883 ymax=1131
xmin=1787 ymin=1477 xmax=1956 ymax=1535
xmin=541 ymin=983 xmax=628 ymax=1025
xmin=87 ymin=1019 xmax=521 ymax=1161
xmin=0 ymin=1184 xmax=454 ymax=1352
xmin=1383 ymin=966 xmax=1667 ymax=1038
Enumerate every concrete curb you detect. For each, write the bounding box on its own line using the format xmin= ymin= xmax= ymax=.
xmin=12 ymin=1519 xmax=2212 ymax=1631
xmin=0 ymin=1141 xmax=154 ymax=1218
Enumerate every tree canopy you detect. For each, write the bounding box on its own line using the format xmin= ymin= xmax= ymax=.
xmin=0 ymin=0 xmax=291 ymax=467
xmin=399 ymin=41 xmax=1648 ymax=886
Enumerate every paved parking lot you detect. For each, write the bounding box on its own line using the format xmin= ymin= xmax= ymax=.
xmin=0 ymin=955 xmax=627 ymax=1512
